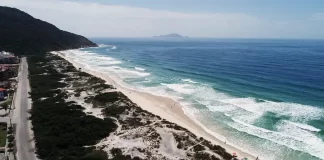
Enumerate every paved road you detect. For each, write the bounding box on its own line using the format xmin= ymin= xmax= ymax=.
xmin=14 ymin=57 xmax=37 ymax=160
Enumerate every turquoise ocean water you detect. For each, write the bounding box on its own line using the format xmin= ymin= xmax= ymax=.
xmin=65 ymin=38 xmax=324 ymax=160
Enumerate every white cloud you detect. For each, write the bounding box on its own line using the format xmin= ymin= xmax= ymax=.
xmin=1 ymin=0 xmax=323 ymax=38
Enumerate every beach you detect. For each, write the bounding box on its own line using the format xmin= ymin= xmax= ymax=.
xmin=53 ymin=51 xmax=256 ymax=160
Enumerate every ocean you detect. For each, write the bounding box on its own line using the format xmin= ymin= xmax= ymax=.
xmin=65 ymin=38 xmax=324 ymax=160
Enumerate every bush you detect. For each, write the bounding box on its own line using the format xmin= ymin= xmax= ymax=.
xmin=7 ymin=135 xmax=14 ymax=142
xmin=7 ymin=142 xmax=14 ymax=148
xmin=81 ymin=150 xmax=108 ymax=160
xmin=193 ymin=144 xmax=205 ymax=152
xmin=7 ymin=130 xmax=13 ymax=135
xmin=27 ymin=54 xmax=118 ymax=160
xmin=75 ymin=93 xmax=81 ymax=97
xmin=8 ymin=126 xmax=13 ymax=132
xmin=93 ymin=92 xmax=122 ymax=104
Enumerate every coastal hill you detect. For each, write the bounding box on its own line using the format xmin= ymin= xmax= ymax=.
xmin=0 ymin=6 xmax=97 ymax=55
xmin=154 ymin=33 xmax=188 ymax=38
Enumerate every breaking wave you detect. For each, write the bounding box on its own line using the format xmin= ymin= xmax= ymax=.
xmin=135 ymin=67 xmax=146 ymax=71
xmin=61 ymin=44 xmax=324 ymax=160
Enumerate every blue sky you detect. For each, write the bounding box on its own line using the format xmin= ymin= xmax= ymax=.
xmin=2 ymin=0 xmax=324 ymax=38
xmin=74 ymin=0 xmax=323 ymax=12
xmin=73 ymin=0 xmax=324 ymax=17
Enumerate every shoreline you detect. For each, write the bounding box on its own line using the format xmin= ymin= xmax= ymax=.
xmin=53 ymin=50 xmax=257 ymax=160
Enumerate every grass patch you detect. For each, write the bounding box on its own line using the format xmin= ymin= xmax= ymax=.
xmin=0 ymin=123 xmax=7 ymax=147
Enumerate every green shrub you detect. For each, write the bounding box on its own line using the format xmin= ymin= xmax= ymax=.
xmin=7 ymin=135 xmax=14 ymax=142
xmin=7 ymin=142 xmax=14 ymax=148
xmin=7 ymin=130 xmax=13 ymax=135
xmin=27 ymin=54 xmax=118 ymax=160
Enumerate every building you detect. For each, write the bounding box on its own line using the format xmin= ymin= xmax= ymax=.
xmin=0 ymin=51 xmax=19 ymax=64
xmin=0 ymin=88 xmax=8 ymax=100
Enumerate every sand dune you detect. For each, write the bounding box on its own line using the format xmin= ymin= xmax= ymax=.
xmin=53 ymin=51 xmax=256 ymax=160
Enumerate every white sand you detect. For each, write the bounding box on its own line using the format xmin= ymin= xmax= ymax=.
xmin=53 ymin=51 xmax=257 ymax=160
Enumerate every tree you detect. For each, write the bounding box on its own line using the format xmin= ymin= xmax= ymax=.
xmin=7 ymin=135 xmax=14 ymax=142
xmin=8 ymin=142 xmax=14 ymax=148
xmin=2 ymin=104 xmax=8 ymax=111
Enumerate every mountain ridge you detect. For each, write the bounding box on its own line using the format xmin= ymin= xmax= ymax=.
xmin=0 ymin=6 xmax=97 ymax=55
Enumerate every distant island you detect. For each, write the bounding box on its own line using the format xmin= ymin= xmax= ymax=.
xmin=153 ymin=33 xmax=188 ymax=38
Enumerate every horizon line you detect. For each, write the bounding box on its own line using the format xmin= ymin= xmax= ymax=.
xmin=88 ymin=36 xmax=324 ymax=40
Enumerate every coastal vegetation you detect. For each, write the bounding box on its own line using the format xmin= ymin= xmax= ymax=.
xmin=27 ymin=53 xmax=236 ymax=160
xmin=0 ymin=123 xmax=7 ymax=147
xmin=28 ymin=54 xmax=116 ymax=160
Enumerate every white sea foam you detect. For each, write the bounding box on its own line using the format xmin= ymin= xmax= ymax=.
xmin=111 ymin=45 xmax=117 ymax=50
xmin=227 ymin=117 xmax=324 ymax=160
xmin=84 ymin=59 xmax=122 ymax=65
xmin=98 ymin=60 xmax=122 ymax=65
xmin=102 ymin=67 xmax=150 ymax=78
xmin=60 ymin=48 xmax=324 ymax=160
xmin=161 ymin=83 xmax=195 ymax=94
xmin=220 ymin=97 xmax=324 ymax=122
xmin=182 ymin=106 xmax=227 ymax=141
xmin=103 ymin=45 xmax=117 ymax=50
xmin=284 ymin=120 xmax=321 ymax=132
xmin=276 ymin=120 xmax=324 ymax=159
xmin=98 ymin=44 xmax=109 ymax=48
xmin=66 ymin=51 xmax=122 ymax=66
xmin=119 ymin=69 xmax=151 ymax=77
xmin=224 ymin=113 xmax=231 ymax=117
xmin=95 ymin=56 xmax=115 ymax=61
xmin=64 ymin=49 xmax=150 ymax=80
xmin=97 ymin=44 xmax=117 ymax=50
xmin=135 ymin=67 xmax=146 ymax=71
xmin=159 ymin=79 xmax=324 ymax=159
xmin=181 ymin=105 xmax=256 ymax=158
xmin=139 ymin=86 xmax=168 ymax=97
xmin=181 ymin=79 xmax=197 ymax=83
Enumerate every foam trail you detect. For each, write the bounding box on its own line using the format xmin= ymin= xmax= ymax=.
xmin=135 ymin=67 xmax=146 ymax=71
xmin=161 ymin=83 xmax=195 ymax=94
xmin=220 ymin=98 xmax=324 ymax=121
xmin=181 ymin=78 xmax=197 ymax=83
xmin=283 ymin=120 xmax=321 ymax=132
xmin=158 ymin=79 xmax=324 ymax=159
xmin=63 ymin=49 xmax=151 ymax=79
xmin=228 ymin=118 xmax=324 ymax=159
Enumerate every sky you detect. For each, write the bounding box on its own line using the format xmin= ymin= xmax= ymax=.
xmin=1 ymin=0 xmax=324 ymax=39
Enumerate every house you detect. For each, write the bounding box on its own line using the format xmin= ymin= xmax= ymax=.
xmin=0 ymin=88 xmax=8 ymax=100
xmin=0 ymin=51 xmax=19 ymax=64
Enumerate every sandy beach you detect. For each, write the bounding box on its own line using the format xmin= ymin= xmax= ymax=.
xmin=53 ymin=51 xmax=257 ymax=160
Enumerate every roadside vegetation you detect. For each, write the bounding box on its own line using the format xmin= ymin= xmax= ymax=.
xmin=27 ymin=54 xmax=117 ymax=160
xmin=0 ymin=123 xmax=7 ymax=147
